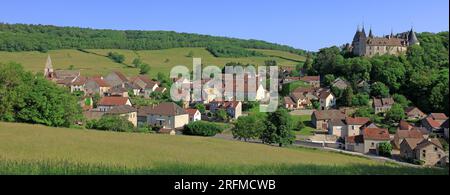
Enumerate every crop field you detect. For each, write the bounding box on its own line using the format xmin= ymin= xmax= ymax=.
xmin=0 ymin=48 xmax=305 ymax=78
xmin=0 ymin=122 xmax=447 ymax=175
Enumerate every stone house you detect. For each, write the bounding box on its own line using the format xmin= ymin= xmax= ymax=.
xmin=319 ymin=91 xmax=336 ymax=110
xmin=106 ymin=105 xmax=138 ymax=127
xmin=421 ymin=113 xmax=448 ymax=134
xmin=373 ymin=97 xmax=395 ymax=114
xmin=299 ymin=76 xmax=321 ymax=88
xmin=328 ymin=119 xmax=346 ymax=137
xmin=345 ymin=117 xmax=370 ymax=137
xmin=331 ymin=78 xmax=350 ymax=90
xmin=360 ymin=128 xmax=391 ymax=155
xmin=328 ymin=117 xmax=370 ymax=138
xmin=400 ymin=138 xmax=446 ymax=166
xmin=442 ymin=119 xmax=449 ymax=140
xmin=105 ymin=71 xmax=129 ymax=89
xmin=85 ymin=77 xmax=111 ymax=96
xmin=345 ymin=135 xmax=365 ymax=153
xmin=311 ymin=110 xmax=346 ymax=130
xmin=209 ymin=101 xmax=242 ymax=120
xmin=137 ymin=102 xmax=189 ymax=130
xmin=404 ymin=107 xmax=426 ymax=120
xmin=69 ymin=76 xmax=87 ymax=93
xmin=130 ymin=76 xmax=160 ymax=97
xmin=185 ymin=108 xmax=201 ymax=122
xmin=97 ymin=97 xmax=132 ymax=112
xmin=393 ymin=129 xmax=424 ymax=149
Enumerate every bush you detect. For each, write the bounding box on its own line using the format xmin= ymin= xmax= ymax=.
xmin=378 ymin=142 xmax=393 ymax=157
xmin=107 ymin=52 xmax=125 ymax=63
xmin=139 ymin=63 xmax=151 ymax=75
xmin=87 ymin=115 xmax=134 ymax=132
xmin=183 ymin=121 xmax=224 ymax=136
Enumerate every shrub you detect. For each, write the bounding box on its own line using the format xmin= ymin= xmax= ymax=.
xmin=107 ymin=52 xmax=125 ymax=63
xmin=183 ymin=121 xmax=224 ymax=136
xmin=378 ymin=142 xmax=393 ymax=157
xmin=87 ymin=115 xmax=134 ymax=132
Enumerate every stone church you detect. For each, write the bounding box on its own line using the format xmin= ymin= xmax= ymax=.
xmin=350 ymin=26 xmax=419 ymax=57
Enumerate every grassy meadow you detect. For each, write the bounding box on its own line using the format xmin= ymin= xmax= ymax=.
xmin=0 ymin=122 xmax=447 ymax=175
xmin=0 ymin=48 xmax=305 ymax=78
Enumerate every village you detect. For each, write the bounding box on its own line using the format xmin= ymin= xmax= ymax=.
xmin=41 ymin=49 xmax=449 ymax=168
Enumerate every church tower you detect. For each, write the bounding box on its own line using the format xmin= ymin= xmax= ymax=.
xmin=44 ymin=55 xmax=54 ymax=79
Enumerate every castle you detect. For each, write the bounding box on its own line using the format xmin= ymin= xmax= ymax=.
xmin=351 ymin=26 xmax=419 ymax=57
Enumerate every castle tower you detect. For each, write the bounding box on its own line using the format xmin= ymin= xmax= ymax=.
xmin=368 ymin=28 xmax=374 ymax=38
xmin=408 ymin=28 xmax=420 ymax=45
xmin=44 ymin=55 xmax=54 ymax=79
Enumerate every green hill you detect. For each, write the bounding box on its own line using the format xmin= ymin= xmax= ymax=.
xmin=0 ymin=48 xmax=305 ymax=77
xmin=0 ymin=122 xmax=446 ymax=175
xmin=0 ymin=23 xmax=307 ymax=55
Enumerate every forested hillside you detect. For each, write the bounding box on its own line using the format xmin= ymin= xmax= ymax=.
xmin=0 ymin=23 xmax=307 ymax=56
xmin=306 ymin=31 xmax=449 ymax=115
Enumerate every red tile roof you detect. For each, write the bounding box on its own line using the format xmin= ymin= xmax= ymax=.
xmin=91 ymin=77 xmax=110 ymax=87
xmin=345 ymin=117 xmax=370 ymax=125
xmin=363 ymin=128 xmax=390 ymax=141
xmin=395 ymin=129 xmax=424 ymax=140
xmin=185 ymin=108 xmax=199 ymax=118
xmin=138 ymin=102 xmax=186 ymax=116
xmin=430 ymin=113 xmax=448 ymax=120
xmin=425 ymin=117 xmax=442 ymax=128
xmin=98 ymin=97 xmax=129 ymax=106
xmin=399 ymin=120 xmax=413 ymax=130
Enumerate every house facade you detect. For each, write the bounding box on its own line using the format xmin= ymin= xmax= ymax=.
xmin=97 ymin=97 xmax=132 ymax=112
xmin=311 ymin=110 xmax=346 ymax=130
xmin=400 ymin=138 xmax=446 ymax=166
xmin=104 ymin=71 xmax=128 ymax=89
xmin=319 ymin=91 xmax=336 ymax=110
xmin=361 ymin=128 xmax=391 ymax=155
xmin=106 ymin=105 xmax=138 ymax=127
xmin=138 ymin=102 xmax=189 ymax=130
xmin=210 ymin=101 xmax=242 ymax=120
xmin=404 ymin=107 xmax=426 ymax=120
xmin=443 ymin=119 xmax=449 ymax=140
xmin=85 ymin=77 xmax=111 ymax=96
xmin=185 ymin=108 xmax=201 ymax=122
xmin=373 ymin=97 xmax=395 ymax=114
xmin=328 ymin=117 xmax=370 ymax=138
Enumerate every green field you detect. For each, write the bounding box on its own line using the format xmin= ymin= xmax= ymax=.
xmin=0 ymin=122 xmax=447 ymax=175
xmin=0 ymin=48 xmax=304 ymax=78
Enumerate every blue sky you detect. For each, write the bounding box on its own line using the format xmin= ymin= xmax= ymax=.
xmin=0 ymin=0 xmax=448 ymax=51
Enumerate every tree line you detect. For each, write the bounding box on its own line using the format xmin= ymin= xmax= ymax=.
xmin=0 ymin=23 xmax=307 ymax=56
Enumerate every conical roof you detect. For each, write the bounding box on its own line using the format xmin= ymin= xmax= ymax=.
xmin=408 ymin=28 xmax=419 ymax=45
xmin=368 ymin=28 xmax=374 ymax=38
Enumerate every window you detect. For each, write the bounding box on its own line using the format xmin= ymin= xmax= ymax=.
xmin=371 ymin=142 xmax=374 ymax=147
xmin=434 ymin=147 xmax=438 ymax=151
xmin=438 ymin=154 xmax=442 ymax=158
xmin=422 ymin=153 xmax=426 ymax=158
